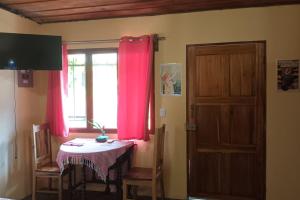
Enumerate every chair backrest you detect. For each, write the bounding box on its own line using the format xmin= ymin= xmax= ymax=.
xmin=152 ymin=124 xmax=166 ymax=179
xmin=32 ymin=123 xmax=52 ymax=169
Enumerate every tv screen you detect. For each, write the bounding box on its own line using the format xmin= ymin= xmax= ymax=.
xmin=0 ymin=32 xmax=62 ymax=70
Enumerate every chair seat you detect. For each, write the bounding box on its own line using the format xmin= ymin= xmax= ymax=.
xmin=36 ymin=162 xmax=60 ymax=173
xmin=124 ymin=167 xmax=152 ymax=181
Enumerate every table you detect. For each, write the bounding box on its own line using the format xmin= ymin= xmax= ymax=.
xmin=56 ymin=138 xmax=135 ymax=199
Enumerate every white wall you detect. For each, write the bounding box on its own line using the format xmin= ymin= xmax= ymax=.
xmin=0 ymin=9 xmax=42 ymax=199
xmin=0 ymin=71 xmax=16 ymax=196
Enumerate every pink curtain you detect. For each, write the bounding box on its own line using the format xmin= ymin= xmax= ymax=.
xmin=46 ymin=44 xmax=69 ymax=137
xmin=117 ymin=35 xmax=154 ymax=140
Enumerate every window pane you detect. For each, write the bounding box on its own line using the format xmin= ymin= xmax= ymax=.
xmin=68 ymin=54 xmax=87 ymax=128
xmin=92 ymin=53 xmax=117 ymax=129
xmin=68 ymin=54 xmax=85 ymax=65
xmin=93 ymin=53 xmax=117 ymax=65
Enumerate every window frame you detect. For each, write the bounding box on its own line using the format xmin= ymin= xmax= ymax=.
xmin=68 ymin=48 xmax=118 ymax=134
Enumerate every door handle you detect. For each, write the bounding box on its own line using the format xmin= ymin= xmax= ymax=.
xmin=186 ymin=123 xmax=197 ymax=131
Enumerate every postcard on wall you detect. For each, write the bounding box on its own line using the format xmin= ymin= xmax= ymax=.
xmin=160 ymin=63 xmax=182 ymax=96
xmin=277 ymin=59 xmax=299 ymax=91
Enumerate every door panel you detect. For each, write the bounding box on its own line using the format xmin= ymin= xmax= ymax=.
xmin=191 ymin=152 xmax=257 ymax=198
xmin=219 ymin=106 xmax=230 ymax=145
xmin=230 ymin=53 xmax=256 ymax=96
xmin=195 ymin=105 xmax=221 ymax=145
xmin=220 ymin=153 xmax=256 ymax=197
xmin=230 ymin=153 xmax=256 ymax=197
xmin=187 ymin=42 xmax=266 ymax=200
xmin=191 ymin=153 xmax=221 ymax=195
xmin=230 ymin=105 xmax=256 ymax=145
xmin=195 ymin=54 xmax=229 ymax=97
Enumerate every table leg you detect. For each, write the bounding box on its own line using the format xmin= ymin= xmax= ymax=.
xmin=81 ymin=164 xmax=86 ymax=200
xmin=74 ymin=166 xmax=77 ymax=186
xmin=105 ymin=171 xmax=111 ymax=194
xmin=68 ymin=164 xmax=73 ymax=200
xmin=116 ymin=163 xmax=122 ymax=200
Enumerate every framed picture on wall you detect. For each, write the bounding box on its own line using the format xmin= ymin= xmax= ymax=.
xmin=277 ymin=59 xmax=299 ymax=91
xmin=160 ymin=63 xmax=182 ymax=96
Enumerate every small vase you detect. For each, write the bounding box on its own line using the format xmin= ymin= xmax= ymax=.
xmin=96 ymin=135 xmax=109 ymax=143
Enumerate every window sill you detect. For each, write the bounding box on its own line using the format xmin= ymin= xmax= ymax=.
xmin=68 ymin=132 xmax=118 ymax=140
xmin=69 ymin=128 xmax=117 ymax=134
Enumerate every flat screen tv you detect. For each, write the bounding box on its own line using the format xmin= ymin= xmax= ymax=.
xmin=0 ymin=32 xmax=62 ymax=70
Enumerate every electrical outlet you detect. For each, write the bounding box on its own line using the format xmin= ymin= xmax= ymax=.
xmin=160 ymin=108 xmax=166 ymax=117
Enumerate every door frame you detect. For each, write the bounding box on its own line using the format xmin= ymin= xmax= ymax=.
xmin=186 ymin=41 xmax=266 ymax=199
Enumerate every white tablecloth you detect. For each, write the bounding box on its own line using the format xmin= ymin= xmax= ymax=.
xmin=56 ymin=138 xmax=134 ymax=180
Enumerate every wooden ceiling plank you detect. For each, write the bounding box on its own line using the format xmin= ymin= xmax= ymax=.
xmin=0 ymin=0 xmax=52 ymax=4
xmin=23 ymin=0 xmax=173 ymax=17
xmin=24 ymin=0 xmax=300 ymax=18
xmin=34 ymin=6 xmax=174 ymax=23
xmin=5 ymin=0 xmax=157 ymax=11
xmin=33 ymin=0 xmax=300 ymax=23
xmin=25 ymin=1 xmax=214 ymax=19
xmin=1 ymin=0 xmax=300 ymax=23
xmin=5 ymin=0 xmax=300 ymax=13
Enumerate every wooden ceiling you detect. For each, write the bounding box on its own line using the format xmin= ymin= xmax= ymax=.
xmin=0 ymin=0 xmax=300 ymax=24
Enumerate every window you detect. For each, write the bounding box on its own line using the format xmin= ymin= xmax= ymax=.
xmin=67 ymin=49 xmax=118 ymax=132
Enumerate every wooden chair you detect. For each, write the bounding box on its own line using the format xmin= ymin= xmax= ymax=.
xmin=32 ymin=123 xmax=69 ymax=200
xmin=123 ymin=124 xmax=166 ymax=200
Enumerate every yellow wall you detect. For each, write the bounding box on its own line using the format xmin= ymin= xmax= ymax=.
xmin=0 ymin=9 xmax=47 ymax=199
xmin=0 ymin=4 xmax=300 ymax=200
xmin=39 ymin=5 xmax=300 ymax=200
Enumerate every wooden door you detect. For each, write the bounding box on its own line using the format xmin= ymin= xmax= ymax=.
xmin=187 ymin=42 xmax=265 ymax=200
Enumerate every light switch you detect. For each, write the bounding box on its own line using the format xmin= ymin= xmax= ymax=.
xmin=160 ymin=108 xmax=166 ymax=117
xmin=18 ymin=70 xmax=33 ymax=87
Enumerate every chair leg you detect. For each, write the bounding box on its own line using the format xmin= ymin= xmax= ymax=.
xmin=152 ymin=181 xmax=157 ymax=200
xmin=32 ymin=174 xmax=36 ymax=200
xmin=132 ymin=186 xmax=138 ymax=200
xmin=160 ymin=175 xmax=165 ymax=200
xmin=123 ymin=180 xmax=127 ymax=200
xmin=48 ymin=178 xmax=52 ymax=190
xmin=61 ymin=175 xmax=64 ymax=198
xmin=58 ymin=176 xmax=62 ymax=200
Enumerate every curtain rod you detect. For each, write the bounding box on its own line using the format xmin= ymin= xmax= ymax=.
xmin=63 ymin=36 xmax=166 ymax=45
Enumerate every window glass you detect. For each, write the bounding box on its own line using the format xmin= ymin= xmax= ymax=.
xmin=68 ymin=54 xmax=87 ymax=128
xmin=92 ymin=53 xmax=118 ymax=129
